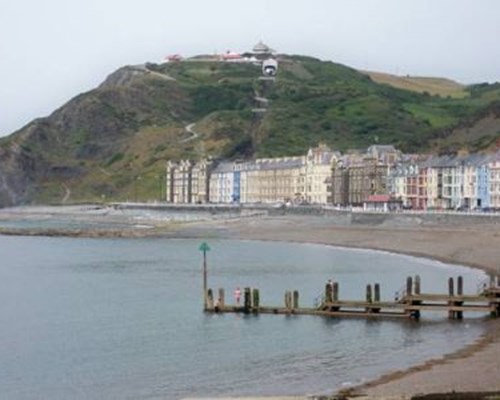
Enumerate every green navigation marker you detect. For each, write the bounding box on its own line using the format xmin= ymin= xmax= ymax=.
xmin=199 ymin=242 xmax=211 ymax=252
xmin=199 ymin=242 xmax=210 ymax=310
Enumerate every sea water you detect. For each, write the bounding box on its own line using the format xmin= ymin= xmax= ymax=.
xmin=0 ymin=236 xmax=487 ymax=399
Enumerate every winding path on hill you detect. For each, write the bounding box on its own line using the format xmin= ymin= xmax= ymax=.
xmin=180 ymin=122 xmax=200 ymax=143
xmin=61 ymin=183 xmax=71 ymax=204
xmin=178 ymin=69 xmax=273 ymax=147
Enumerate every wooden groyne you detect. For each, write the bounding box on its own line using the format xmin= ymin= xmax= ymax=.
xmin=204 ymin=275 xmax=500 ymax=321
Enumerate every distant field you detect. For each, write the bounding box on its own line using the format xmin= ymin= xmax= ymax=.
xmin=362 ymin=70 xmax=468 ymax=98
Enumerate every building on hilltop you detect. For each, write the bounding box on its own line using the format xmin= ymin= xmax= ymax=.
xmin=251 ymin=41 xmax=276 ymax=58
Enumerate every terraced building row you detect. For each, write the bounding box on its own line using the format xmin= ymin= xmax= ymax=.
xmin=164 ymin=146 xmax=500 ymax=210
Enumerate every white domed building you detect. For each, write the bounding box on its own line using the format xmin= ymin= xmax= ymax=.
xmin=251 ymin=41 xmax=276 ymax=59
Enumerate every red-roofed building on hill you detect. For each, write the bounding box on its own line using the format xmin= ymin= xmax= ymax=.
xmin=164 ymin=54 xmax=182 ymax=63
xmin=222 ymin=51 xmax=244 ymax=61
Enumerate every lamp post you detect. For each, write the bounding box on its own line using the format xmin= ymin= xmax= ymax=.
xmin=199 ymin=242 xmax=211 ymax=310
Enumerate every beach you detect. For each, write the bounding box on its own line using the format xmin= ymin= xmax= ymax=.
xmin=0 ymin=206 xmax=499 ymax=398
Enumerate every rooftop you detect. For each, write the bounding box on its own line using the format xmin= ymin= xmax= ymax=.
xmin=252 ymin=41 xmax=275 ymax=54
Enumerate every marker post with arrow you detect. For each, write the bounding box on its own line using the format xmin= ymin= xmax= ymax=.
xmin=199 ymin=242 xmax=211 ymax=310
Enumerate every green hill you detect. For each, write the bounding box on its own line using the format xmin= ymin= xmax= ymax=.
xmin=1 ymin=56 xmax=500 ymax=206
xmin=362 ymin=70 xmax=467 ymax=98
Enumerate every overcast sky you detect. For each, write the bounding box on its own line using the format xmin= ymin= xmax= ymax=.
xmin=1 ymin=0 xmax=500 ymax=136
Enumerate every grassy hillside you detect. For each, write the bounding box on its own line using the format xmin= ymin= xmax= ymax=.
xmin=1 ymin=56 xmax=500 ymax=206
xmin=362 ymin=70 xmax=467 ymax=98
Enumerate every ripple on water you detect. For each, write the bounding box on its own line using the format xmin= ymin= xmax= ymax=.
xmin=0 ymin=236 xmax=487 ymax=400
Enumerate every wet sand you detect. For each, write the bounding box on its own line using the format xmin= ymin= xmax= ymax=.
xmin=0 ymin=207 xmax=499 ymax=397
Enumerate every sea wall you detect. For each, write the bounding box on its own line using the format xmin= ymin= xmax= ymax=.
xmin=270 ymin=206 xmax=500 ymax=227
xmin=115 ymin=203 xmax=500 ymax=227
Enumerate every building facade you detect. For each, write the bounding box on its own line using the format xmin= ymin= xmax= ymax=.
xmin=165 ymin=148 xmax=500 ymax=210
xmin=332 ymin=156 xmax=390 ymax=206
xmin=489 ymin=157 xmax=500 ymax=209
xmin=208 ymin=145 xmax=337 ymax=204
xmin=165 ymin=159 xmax=213 ymax=204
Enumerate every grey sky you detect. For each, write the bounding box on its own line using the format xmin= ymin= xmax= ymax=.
xmin=1 ymin=0 xmax=500 ymax=136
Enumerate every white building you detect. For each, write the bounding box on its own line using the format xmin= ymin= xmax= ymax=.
xmin=489 ymin=156 xmax=500 ymax=209
xmin=209 ymin=162 xmax=236 ymax=203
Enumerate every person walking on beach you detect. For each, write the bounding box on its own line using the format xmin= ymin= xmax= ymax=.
xmin=234 ymin=287 xmax=241 ymax=305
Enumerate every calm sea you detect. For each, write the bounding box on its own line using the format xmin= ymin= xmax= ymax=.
xmin=0 ymin=236 xmax=487 ymax=399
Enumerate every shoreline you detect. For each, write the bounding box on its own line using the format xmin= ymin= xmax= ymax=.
xmin=0 ymin=209 xmax=499 ymax=397
xmin=343 ymin=322 xmax=499 ymax=397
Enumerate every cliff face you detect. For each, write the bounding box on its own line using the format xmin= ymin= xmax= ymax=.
xmin=0 ymin=65 xmax=194 ymax=206
xmin=0 ymin=143 xmax=37 ymax=206
xmin=1 ymin=57 xmax=500 ymax=206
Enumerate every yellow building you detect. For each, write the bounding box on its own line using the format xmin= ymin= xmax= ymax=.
xmin=304 ymin=145 xmax=339 ymax=203
xmin=204 ymin=145 xmax=337 ymax=204
xmin=239 ymin=156 xmax=306 ymax=204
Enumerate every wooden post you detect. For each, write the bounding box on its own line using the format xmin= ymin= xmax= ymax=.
xmin=365 ymin=284 xmax=373 ymax=313
xmin=366 ymin=284 xmax=373 ymax=303
xmin=448 ymin=277 xmax=455 ymax=296
xmin=333 ymin=282 xmax=339 ymax=302
xmin=207 ymin=288 xmax=214 ymax=310
xmin=218 ymin=288 xmax=225 ymax=308
xmin=371 ymin=283 xmax=381 ymax=314
xmin=490 ymin=278 xmax=500 ymax=317
xmin=252 ymin=288 xmax=260 ymax=309
xmin=284 ymin=291 xmax=292 ymax=310
xmin=455 ymin=276 xmax=464 ymax=319
xmin=448 ymin=277 xmax=455 ymax=319
xmin=406 ymin=276 xmax=413 ymax=297
xmin=414 ymin=275 xmax=421 ymax=295
xmin=293 ymin=290 xmax=299 ymax=309
xmin=244 ymin=287 xmax=252 ymax=312
xmin=374 ymin=283 xmax=381 ymax=302
xmin=325 ymin=282 xmax=333 ymax=303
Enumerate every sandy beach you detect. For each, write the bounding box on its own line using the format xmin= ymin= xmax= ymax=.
xmin=0 ymin=206 xmax=499 ymax=398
